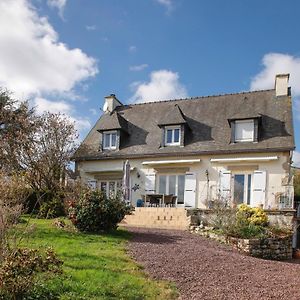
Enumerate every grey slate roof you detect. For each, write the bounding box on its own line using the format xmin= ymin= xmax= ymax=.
xmin=74 ymin=89 xmax=295 ymax=161
xmin=158 ymin=104 xmax=187 ymax=126
xmin=97 ymin=112 xmax=128 ymax=133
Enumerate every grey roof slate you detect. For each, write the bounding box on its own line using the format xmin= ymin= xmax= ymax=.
xmin=74 ymin=89 xmax=295 ymax=161
xmin=158 ymin=104 xmax=187 ymax=126
xmin=97 ymin=112 xmax=128 ymax=132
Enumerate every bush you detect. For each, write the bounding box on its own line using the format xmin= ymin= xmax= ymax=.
xmin=38 ymin=197 xmax=65 ymax=219
xmin=237 ymin=204 xmax=268 ymax=226
xmin=0 ymin=247 xmax=63 ymax=300
xmin=68 ymin=190 xmax=129 ymax=232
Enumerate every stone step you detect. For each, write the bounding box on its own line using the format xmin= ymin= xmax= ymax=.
xmin=120 ymin=208 xmax=191 ymax=230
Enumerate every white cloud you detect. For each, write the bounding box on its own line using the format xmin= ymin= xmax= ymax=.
xmin=0 ymin=0 xmax=98 ymax=100
xmin=250 ymin=53 xmax=300 ymax=123
xmin=155 ymin=0 xmax=174 ymax=13
xmin=129 ymin=45 xmax=137 ymax=53
xmin=129 ymin=64 xmax=148 ymax=72
xmin=89 ymin=108 xmax=98 ymax=115
xmin=47 ymin=0 xmax=67 ymax=19
xmin=34 ymin=97 xmax=72 ymax=114
xmin=86 ymin=25 xmax=96 ymax=31
xmin=130 ymin=69 xmax=188 ymax=103
xmin=250 ymin=53 xmax=300 ymax=97
xmin=293 ymin=151 xmax=300 ymax=168
xmin=34 ymin=97 xmax=91 ymax=131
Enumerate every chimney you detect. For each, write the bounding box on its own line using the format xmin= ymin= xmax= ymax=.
xmin=103 ymin=94 xmax=122 ymax=113
xmin=275 ymin=74 xmax=290 ymax=97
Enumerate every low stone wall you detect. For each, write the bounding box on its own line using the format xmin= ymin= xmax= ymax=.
xmin=193 ymin=228 xmax=292 ymax=260
xmin=228 ymin=236 xmax=292 ymax=260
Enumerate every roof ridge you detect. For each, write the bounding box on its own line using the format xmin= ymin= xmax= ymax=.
xmin=122 ymin=88 xmax=275 ymax=107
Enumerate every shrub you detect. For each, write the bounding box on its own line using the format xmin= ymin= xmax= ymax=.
xmin=38 ymin=197 xmax=65 ymax=219
xmin=0 ymin=247 xmax=63 ymax=300
xmin=68 ymin=189 xmax=128 ymax=232
xmin=237 ymin=204 xmax=268 ymax=227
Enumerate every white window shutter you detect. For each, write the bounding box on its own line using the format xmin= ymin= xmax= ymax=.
xmin=145 ymin=173 xmax=156 ymax=194
xmin=219 ymin=170 xmax=231 ymax=201
xmin=252 ymin=170 xmax=266 ymax=207
xmin=184 ymin=172 xmax=196 ymax=208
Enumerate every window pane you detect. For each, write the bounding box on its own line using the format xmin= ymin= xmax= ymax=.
xmin=166 ymin=129 xmax=173 ymax=144
xmin=234 ymin=175 xmax=245 ymax=204
xmin=100 ymin=182 xmax=107 ymax=194
xmin=109 ymin=181 xmax=115 ymax=197
xmin=104 ymin=134 xmax=110 ymax=147
xmin=174 ymin=128 xmax=180 ymax=143
xmin=111 ymin=133 xmax=116 ymax=147
xmin=169 ymin=175 xmax=176 ymax=195
xmin=159 ymin=176 xmax=167 ymax=194
xmin=177 ymin=175 xmax=185 ymax=204
xmin=247 ymin=174 xmax=251 ymax=205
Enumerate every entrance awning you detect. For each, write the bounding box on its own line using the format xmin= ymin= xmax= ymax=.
xmin=84 ymin=167 xmax=135 ymax=174
xmin=142 ymin=159 xmax=201 ymax=166
xmin=210 ymin=156 xmax=278 ymax=163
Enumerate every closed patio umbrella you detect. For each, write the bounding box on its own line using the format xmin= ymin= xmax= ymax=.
xmin=122 ymin=160 xmax=131 ymax=204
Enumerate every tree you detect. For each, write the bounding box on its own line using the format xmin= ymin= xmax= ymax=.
xmin=0 ymin=89 xmax=78 ymax=194
xmin=0 ymin=89 xmax=36 ymax=173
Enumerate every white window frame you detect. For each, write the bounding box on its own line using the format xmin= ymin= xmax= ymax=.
xmin=165 ymin=126 xmax=181 ymax=146
xmin=234 ymin=119 xmax=254 ymax=142
xmin=103 ymin=130 xmax=117 ymax=150
xmin=99 ymin=180 xmax=122 ymax=197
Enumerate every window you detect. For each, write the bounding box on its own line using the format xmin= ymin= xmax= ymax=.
xmin=103 ymin=131 xmax=117 ymax=149
xmin=99 ymin=180 xmax=122 ymax=197
xmin=165 ymin=126 xmax=180 ymax=146
xmin=158 ymin=174 xmax=185 ymax=205
xmin=234 ymin=120 xmax=254 ymax=142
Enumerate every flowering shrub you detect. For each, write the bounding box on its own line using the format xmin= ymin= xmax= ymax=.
xmin=68 ymin=189 xmax=129 ymax=232
xmin=237 ymin=204 xmax=268 ymax=227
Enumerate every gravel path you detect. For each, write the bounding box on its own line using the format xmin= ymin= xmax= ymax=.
xmin=127 ymin=227 xmax=300 ymax=300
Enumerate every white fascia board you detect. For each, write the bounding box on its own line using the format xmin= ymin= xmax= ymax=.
xmin=210 ymin=156 xmax=278 ymax=163
xmin=142 ymin=159 xmax=201 ymax=165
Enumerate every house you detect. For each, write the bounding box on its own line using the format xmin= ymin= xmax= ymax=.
xmin=74 ymin=74 xmax=295 ymax=212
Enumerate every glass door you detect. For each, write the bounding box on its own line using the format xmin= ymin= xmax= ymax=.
xmin=233 ymin=174 xmax=252 ymax=205
xmin=158 ymin=174 xmax=185 ymax=206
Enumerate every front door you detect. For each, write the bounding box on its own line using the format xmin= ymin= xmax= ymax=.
xmin=233 ymin=174 xmax=252 ymax=205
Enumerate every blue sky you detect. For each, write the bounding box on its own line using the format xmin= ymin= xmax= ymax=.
xmin=0 ymin=0 xmax=299 ymax=165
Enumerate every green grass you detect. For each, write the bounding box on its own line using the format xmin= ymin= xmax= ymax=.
xmin=16 ymin=218 xmax=177 ymax=300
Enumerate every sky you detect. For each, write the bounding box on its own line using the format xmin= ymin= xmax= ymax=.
xmin=0 ymin=0 xmax=299 ymax=166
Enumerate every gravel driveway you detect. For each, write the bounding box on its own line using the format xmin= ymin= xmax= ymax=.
xmin=127 ymin=227 xmax=300 ymax=300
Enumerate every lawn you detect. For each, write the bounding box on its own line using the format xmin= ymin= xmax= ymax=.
xmin=16 ymin=218 xmax=177 ymax=300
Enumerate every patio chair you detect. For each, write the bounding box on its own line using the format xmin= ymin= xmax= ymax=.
xmin=164 ymin=194 xmax=175 ymax=207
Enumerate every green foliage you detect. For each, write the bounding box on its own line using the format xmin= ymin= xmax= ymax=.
xmin=38 ymin=197 xmax=65 ymax=219
xmin=0 ymin=247 xmax=63 ymax=300
xmin=69 ymin=190 xmax=129 ymax=232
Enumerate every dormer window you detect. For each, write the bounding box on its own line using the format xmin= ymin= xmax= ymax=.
xmin=103 ymin=131 xmax=117 ymax=149
xmin=165 ymin=126 xmax=181 ymax=146
xmin=234 ymin=120 xmax=254 ymax=142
